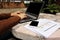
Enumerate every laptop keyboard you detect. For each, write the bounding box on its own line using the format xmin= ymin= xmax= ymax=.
xmin=23 ymin=16 xmax=32 ymax=20
xmin=19 ymin=16 xmax=33 ymax=23
xmin=27 ymin=13 xmax=36 ymax=19
xmin=19 ymin=13 xmax=37 ymax=23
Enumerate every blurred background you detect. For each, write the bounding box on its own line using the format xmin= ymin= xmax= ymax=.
xmin=0 ymin=0 xmax=60 ymax=14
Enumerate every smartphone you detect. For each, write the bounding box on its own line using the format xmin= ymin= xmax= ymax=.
xmin=30 ymin=21 xmax=39 ymax=27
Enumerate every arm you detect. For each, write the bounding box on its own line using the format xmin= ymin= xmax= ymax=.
xmin=0 ymin=11 xmax=27 ymax=35
xmin=0 ymin=13 xmax=11 ymax=20
xmin=0 ymin=16 xmax=20 ymax=35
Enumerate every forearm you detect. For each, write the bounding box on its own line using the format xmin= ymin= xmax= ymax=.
xmin=0 ymin=13 xmax=11 ymax=20
xmin=0 ymin=16 xmax=20 ymax=35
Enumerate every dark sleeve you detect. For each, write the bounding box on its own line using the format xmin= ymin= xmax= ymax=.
xmin=0 ymin=16 xmax=21 ymax=35
xmin=0 ymin=13 xmax=11 ymax=20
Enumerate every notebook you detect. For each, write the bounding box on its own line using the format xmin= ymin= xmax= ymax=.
xmin=19 ymin=2 xmax=44 ymax=23
xmin=24 ymin=19 xmax=60 ymax=38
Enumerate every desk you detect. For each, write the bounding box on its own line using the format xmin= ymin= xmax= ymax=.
xmin=12 ymin=13 xmax=60 ymax=40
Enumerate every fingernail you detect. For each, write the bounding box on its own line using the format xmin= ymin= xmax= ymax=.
xmin=17 ymin=13 xmax=20 ymax=14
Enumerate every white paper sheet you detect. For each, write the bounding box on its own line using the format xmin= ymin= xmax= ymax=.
xmin=24 ymin=19 xmax=60 ymax=38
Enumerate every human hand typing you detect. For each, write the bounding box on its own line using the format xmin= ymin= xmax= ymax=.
xmin=11 ymin=11 xmax=27 ymax=19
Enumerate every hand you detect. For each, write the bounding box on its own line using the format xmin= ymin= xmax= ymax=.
xmin=11 ymin=11 xmax=27 ymax=19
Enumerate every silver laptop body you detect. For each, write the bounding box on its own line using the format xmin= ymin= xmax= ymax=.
xmin=19 ymin=2 xmax=44 ymax=23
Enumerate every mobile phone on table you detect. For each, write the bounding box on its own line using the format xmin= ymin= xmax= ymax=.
xmin=30 ymin=21 xmax=39 ymax=27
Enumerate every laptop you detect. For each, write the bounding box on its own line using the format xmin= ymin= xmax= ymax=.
xmin=19 ymin=2 xmax=44 ymax=23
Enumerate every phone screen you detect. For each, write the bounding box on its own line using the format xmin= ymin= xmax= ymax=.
xmin=30 ymin=21 xmax=39 ymax=27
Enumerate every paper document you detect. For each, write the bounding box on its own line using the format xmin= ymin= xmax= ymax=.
xmin=24 ymin=19 xmax=60 ymax=38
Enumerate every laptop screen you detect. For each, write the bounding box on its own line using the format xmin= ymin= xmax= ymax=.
xmin=26 ymin=2 xmax=44 ymax=15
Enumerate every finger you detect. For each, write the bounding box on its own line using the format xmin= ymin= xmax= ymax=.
xmin=20 ymin=12 xmax=25 ymax=14
xmin=17 ymin=13 xmax=21 ymax=14
xmin=24 ymin=15 xmax=27 ymax=18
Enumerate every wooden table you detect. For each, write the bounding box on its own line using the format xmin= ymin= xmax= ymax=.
xmin=12 ymin=13 xmax=60 ymax=40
